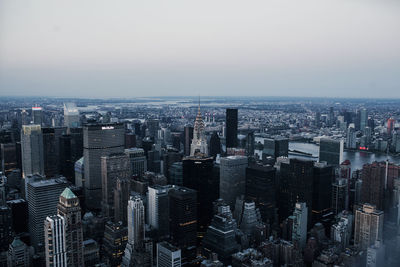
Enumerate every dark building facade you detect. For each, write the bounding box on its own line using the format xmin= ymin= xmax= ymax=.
xmin=209 ymin=132 xmax=221 ymax=159
xmin=183 ymin=156 xmax=219 ymax=234
xmin=83 ymin=123 xmax=124 ymax=210
xmin=263 ymin=137 xmax=288 ymax=159
xmin=226 ymin=108 xmax=238 ymax=148
xmin=184 ymin=126 xmax=193 ymax=156
xmin=245 ymin=163 xmax=277 ymax=224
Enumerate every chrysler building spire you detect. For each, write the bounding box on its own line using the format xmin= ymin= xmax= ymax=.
xmin=190 ymin=97 xmax=208 ymax=156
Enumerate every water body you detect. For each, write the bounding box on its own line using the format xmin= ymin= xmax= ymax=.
xmin=255 ymin=138 xmax=400 ymax=171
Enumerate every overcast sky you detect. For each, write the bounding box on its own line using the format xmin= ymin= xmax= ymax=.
xmin=0 ymin=0 xmax=399 ymax=98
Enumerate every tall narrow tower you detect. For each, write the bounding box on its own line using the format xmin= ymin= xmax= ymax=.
xmin=190 ymin=101 xmax=208 ymax=156
xmin=57 ymin=188 xmax=84 ymax=267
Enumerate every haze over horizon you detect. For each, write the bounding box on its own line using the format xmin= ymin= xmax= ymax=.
xmin=1 ymin=0 xmax=399 ymax=98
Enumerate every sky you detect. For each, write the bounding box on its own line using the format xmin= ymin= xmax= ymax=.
xmin=0 ymin=0 xmax=399 ymax=98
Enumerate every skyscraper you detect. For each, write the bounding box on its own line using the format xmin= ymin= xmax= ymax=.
xmin=183 ymin=156 xmax=217 ymax=233
xmin=190 ymin=104 xmax=208 ymax=156
xmin=7 ymin=237 xmax=30 ymax=267
xmin=292 ymin=202 xmax=308 ymax=249
xmin=168 ymin=186 xmax=197 ymax=263
xmin=42 ymin=127 xmax=58 ymax=178
xmin=360 ymin=162 xmax=386 ymax=210
xmin=103 ymin=221 xmax=128 ymax=267
xmin=101 ymin=153 xmax=131 ymax=218
xmin=114 ymin=178 xmax=131 ymax=226
xmin=183 ymin=126 xmax=193 ymax=157
xmin=57 ymin=188 xmax=84 ymax=267
xmin=147 ymin=185 xmax=172 ymax=237
xmin=32 ymin=107 xmax=43 ymax=126
xmin=83 ymin=123 xmax=125 ymax=210
xmin=226 ymin=108 xmax=238 ymax=148
xmin=156 ymin=242 xmax=181 ymax=267
xmin=331 ymin=178 xmax=347 ymax=215
xmin=245 ymin=163 xmax=276 ymax=224
xmin=263 ymin=137 xmax=289 ymax=159
xmin=209 ymin=132 xmax=221 ymax=159
xmin=354 ymin=204 xmax=383 ymax=250
xmin=319 ymin=138 xmax=344 ymax=166
xmin=125 ymin=148 xmax=147 ymax=177
xmin=219 ymin=155 xmax=248 ymax=209
xmin=27 ymin=178 xmax=67 ymax=252
xmin=360 ymin=108 xmax=368 ymax=132
xmin=63 ymin=103 xmax=80 ymax=129
xmin=44 ymin=215 xmax=67 ymax=267
xmin=21 ymin=124 xmax=44 ymax=177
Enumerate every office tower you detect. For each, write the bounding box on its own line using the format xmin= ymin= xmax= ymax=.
xmin=387 ymin=118 xmax=396 ymax=134
xmin=7 ymin=237 xmax=30 ymax=267
xmin=27 ymin=178 xmax=67 ymax=252
xmin=57 ymin=188 xmax=84 ymax=267
xmin=146 ymin=119 xmax=160 ymax=139
xmin=59 ymin=128 xmax=83 ymax=183
xmin=7 ymin=199 xmax=28 ymax=234
xmin=0 ymin=204 xmax=12 ymax=252
xmin=125 ymin=148 xmax=147 ymax=177
xmin=44 ymin=215 xmax=67 ymax=267
xmin=346 ymin=126 xmax=357 ymax=149
xmin=239 ymin=201 xmax=262 ymax=237
xmin=354 ymin=204 xmax=383 ymax=250
xmin=114 ymin=178 xmax=131 ymax=225
xmin=103 ymin=221 xmax=128 ymax=267
xmin=360 ymin=162 xmax=386 ymax=210
xmin=83 ymin=123 xmax=125 ymax=210
xmin=328 ymin=107 xmax=335 ymax=126
xmin=147 ymin=185 xmax=171 ymax=237
xmin=190 ymin=104 xmax=208 ymax=156
xmin=168 ymin=186 xmax=197 ymax=263
xmin=74 ymin=157 xmax=84 ymax=188
xmin=263 ymin=137 xmax=289 ymax=159
xmin=360 ymin=108 xmax=368 ymax=132
xmin=21 ymin=125 xmax=44 ymax=177
xmin=331 ymin=211 xmax=353 ymax=250
xmin=157 ymin=242 xmax=181 ymax=267
xmin=162 ymin=149 xmax=182 ymax=178
xmin=315 ymin=111 xmax=321 ymax=127
xmin=220 ymin=155 xmax=248 ymax=209
xmin=169 ymin=162 xmax=183 ymax=186
xmin=209 ymin=132 xmax=221 ymax=159
xmin=101 ymin=153 xmax=131 ymax=218
xmin=245 ymin=163 xmax=276 ymax=223
xmin=332 ymin=178 xmax=347 ymax=214
xmin=32 ymin=107 xmax=43 ymax=126
xmin=319 ymin=138 xmax=344 ymax=166
xmin=125 ymin=132 xmax=136 ymax=149
xmin=42 ymin=127 xmax=58 ymax=178
xmin=312 ymin=162 xmax=334 ymax=223
xmin=183 ymin=156 xmax=218 ymax=233
xmin=83 ymin=239 xmax=100 ymax=267
xmin=245 ymin=131 xmax=255 ymax=157
xmin=292 ymin=202 xmax=308 ymax=249
xmin=226 ymin=108 xmax=238 ymax=148
xmin=202 ymin=203 xmax=239 ymax=265
xmin=183 ymin=126 xmax=193 ymax=156
xmin=1 ymin=143 xmax=17 ymax=176
xmin=63 ymin=103 xmax=80 ymax=129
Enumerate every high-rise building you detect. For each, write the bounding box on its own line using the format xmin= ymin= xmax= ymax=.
xmin=346 ymin=126 xmax=357 ymax=149
xmin=103 ymin=221 xmax=128 ymax=267
xmin=0 ymin=199 xmax=12 ymax=252
xmin=220 ymin=155 xmax=248 ymax=209
xmin=32 ymin=107 xmax=43 ymax=126
xmin=190 ymin=104 xmax=208 ymax=156
xmin=292 ymin=202 xmax=308 ymax=249
xmin=21 ymin=125 xmax=44 ymax=177
xmin=44 ymin=215 xmax=67 ymax=267
xmin=245 ymin=163 xmax=276 ymax=224
xmin=209 ymin=132 xmax=221 ymax=159
xmin=42 ymin=127 xmax=58 ymax=178
xmin=146 ymin=119 xmax=160 ymax=139
xmin=238 ymin=201 xmax=263 ymax=238
xmin=63 ymin=103 xmax=80 ymax=129
xmin=183 ymin=156 xmax=218 ymax=233
xmin=114 ymin=178 xmax=131 ymax=226
xmin=101 ymin=153 xmax=131 ymax=218
xmin=360 ymin=162 xmax=386 ymax=210
xmin=319 ymin=138 xmax=344 ymax=166
xmin=183 ymin=126 xmax=193 ymax=157
xmin=354 ymin=204 xmax=383 ymax=250
xmin=125 ymin=148 xmax=147 ymax=177
xmin=169 ymin=162 xmax=183 ymax=186
xmin=387 ymin=118 xmax=396 ymax=134
xmin=315 ymin=112 xmax=321 ymax=127
xmin=27 ymin=178 xmax=67 ymax=252
xmin=57 ymin=188 xmax=84 ymax=267
xmin=1 ymin=143 xmax=18 ymax=176
xmin=332 ymin=178 xmax=347 ymax=215
xmin=7 ymin=237 xmax=30 ymax=267
xmin=331 ymin=211 xmax=353 ymax=250
xmin=360 ymin=108 xmax=368 ymax=132
xmin=59 ymin=128 xmax=83 ymax=183
xmin=226 ymin=108 xmax=238 ymax=148
xmin=83 ymin=123 xmax=125 ymax=210
xmin=157 ymin=242 xmax=181 ymax=267
xmin=366 ymin=240 xmax=385 ymax=267
xmin=148 ymin=185 xmax=172 ymax=237
xmin=168 ymin=186 xmax=197 ymax=263
xmin=263 ymin=137 xmax=289 ymax=159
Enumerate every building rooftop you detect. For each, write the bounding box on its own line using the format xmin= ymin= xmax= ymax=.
xmin=60 ymin=187 xmax=77 ymax=199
